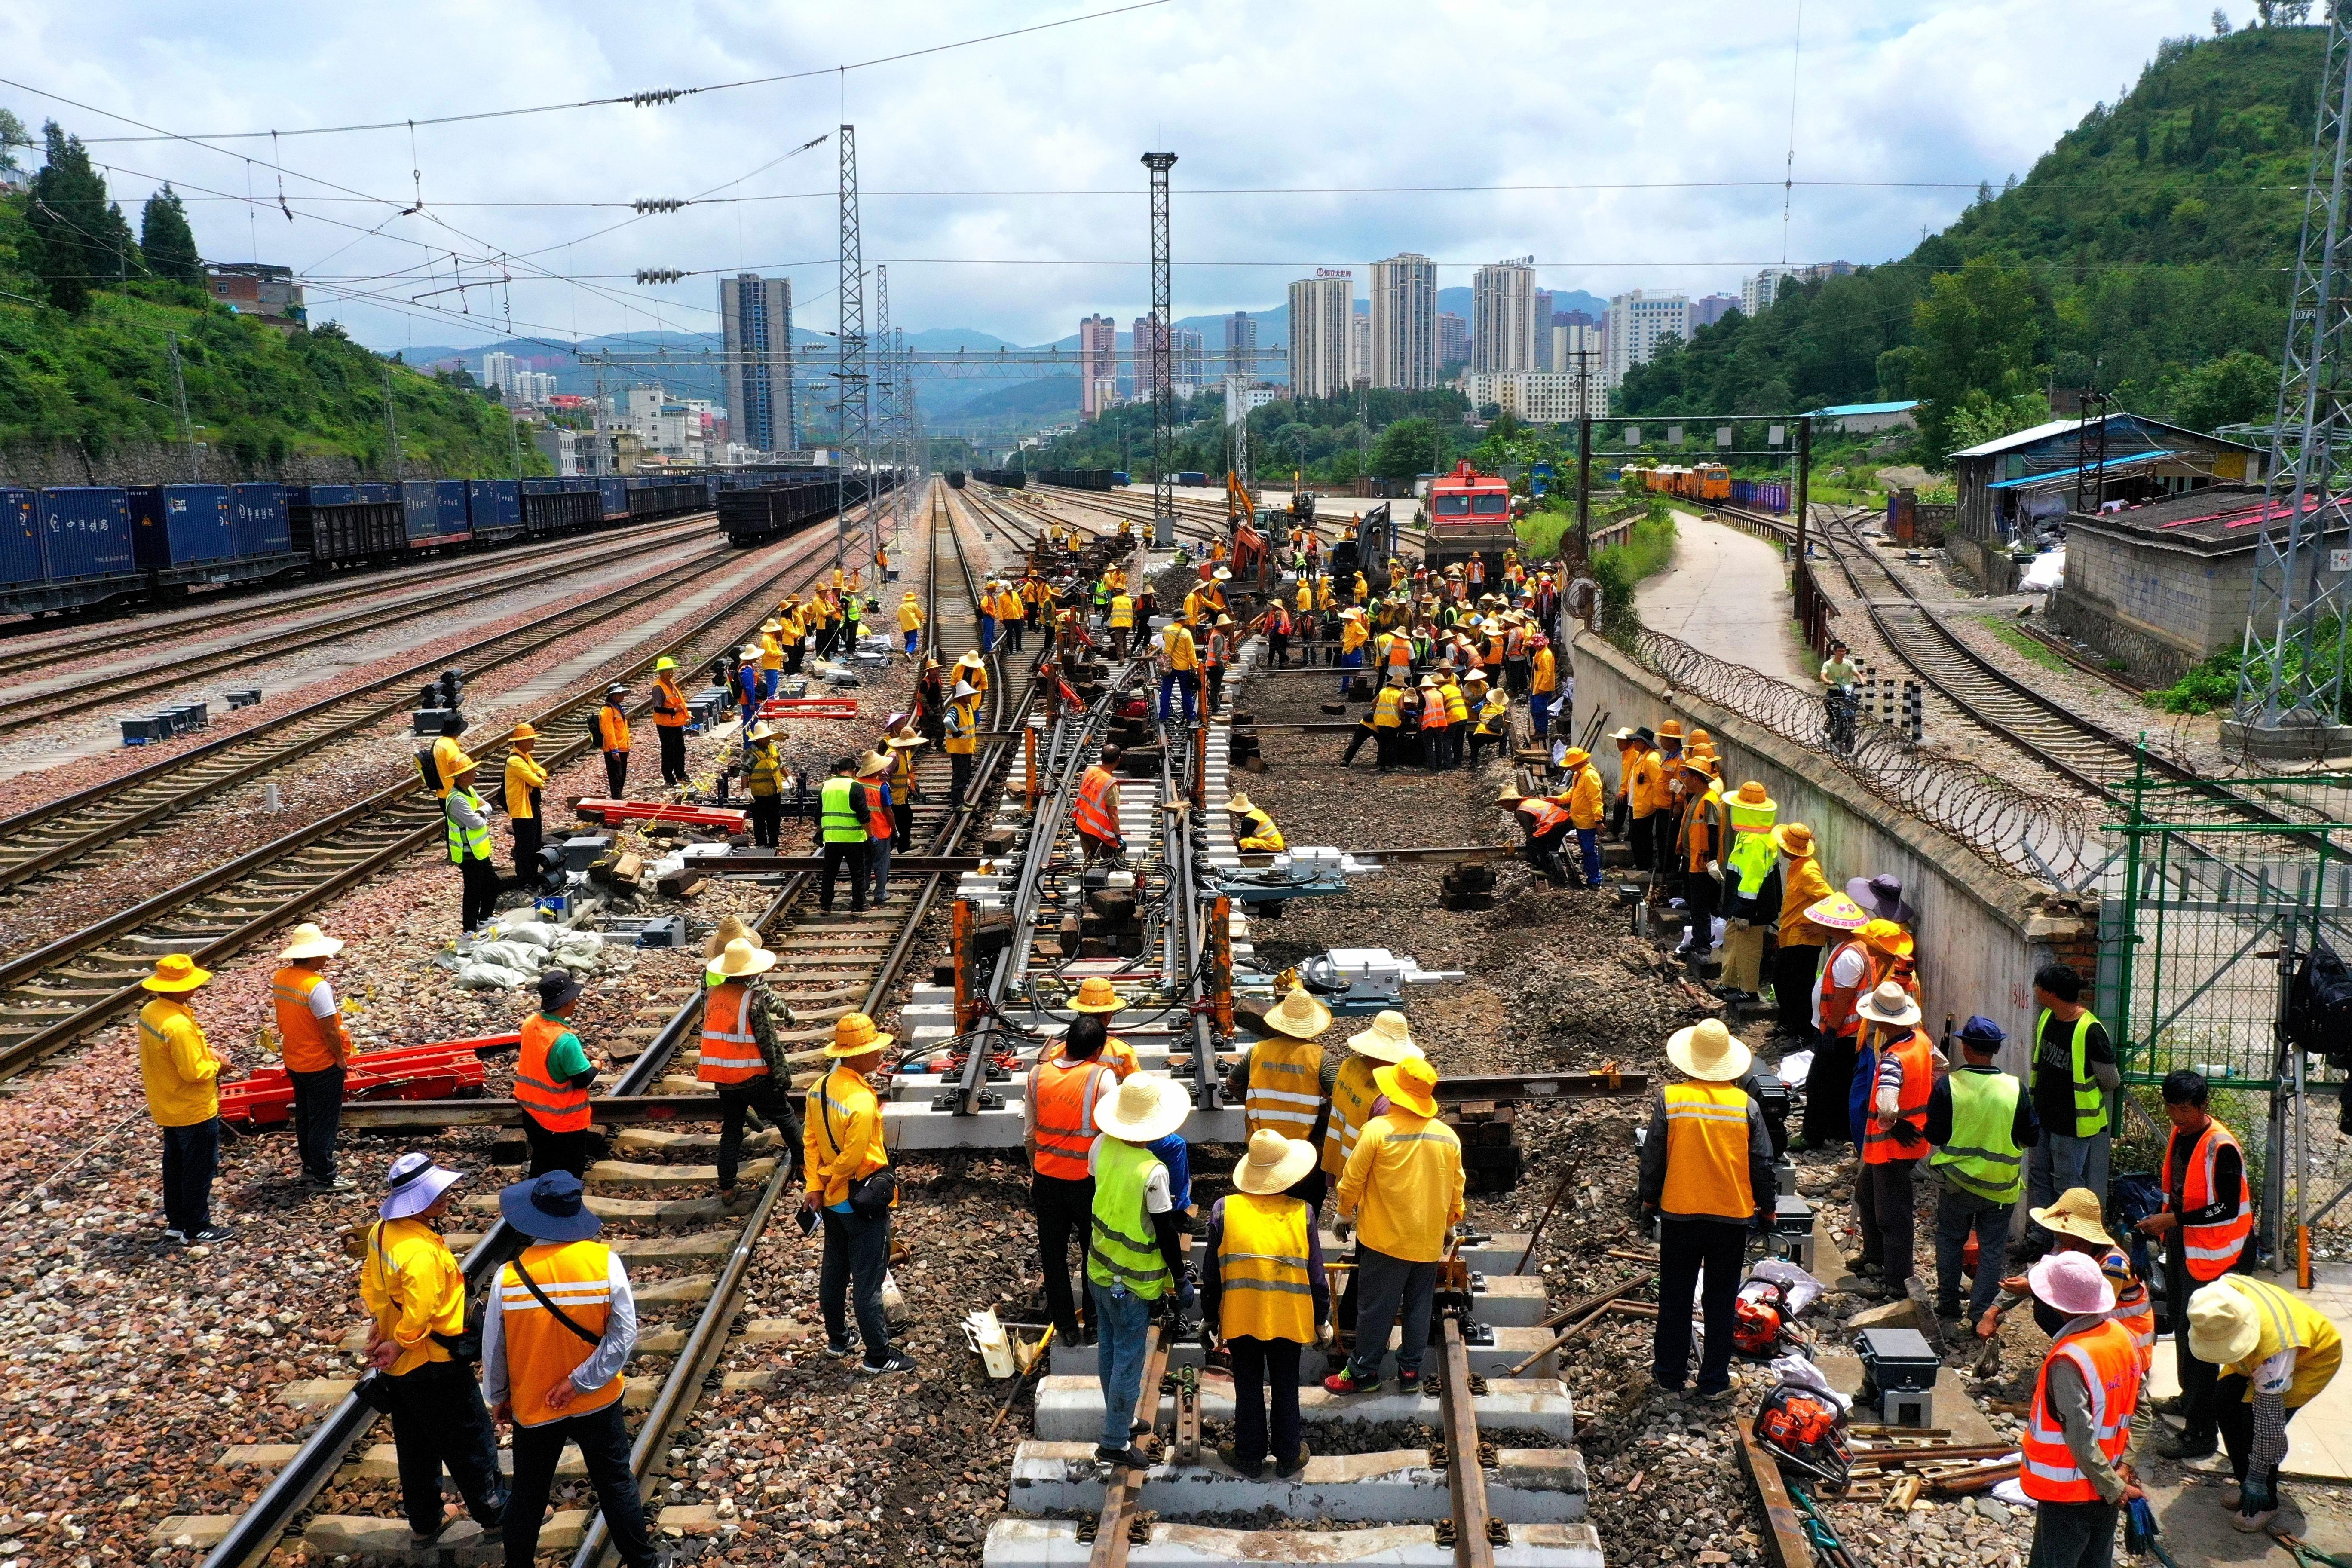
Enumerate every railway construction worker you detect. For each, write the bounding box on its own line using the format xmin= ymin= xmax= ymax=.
xmin=898 ymin=591 xmax=925 ymax=657
xmin=1337 ymin=606 xmax=1369 ymax=695
xmin=1637 ymin=1019 xmax=1773 ymax=1400
xmin=1026 ymin=1011 xmax=1121 ymax=1347
xmin=1327 ymin=1054 xmax=1463 ymax=1397
xmin=650 ymin=658 xmax=690 ymax=787
xmin=1226 ymin=792 xmax=1283 ymax=852
xmin=1224 ymin=984 xmax=1335 ymax=1206
xmin=779 ymin=602 xmax=807 ymax=675
xmin=806 ymin=1014 xmax=915 ymax=1375
xmin=701 ymin=937 xmax=796 ymax=1207
xmin=484 ymin=1171 xmax=661 ymax=1568
xmin=1159 ymin=617 xmax=1200 ymax=725
xmin=734 ymin=645 xmax=761 ymax=729
xmin=1204 ymin=1131 xmax=1332 ymax=1478
xmin=817 ymin=756 xmax=871 ymax=916
xmin=1529 ymin=634 xmax=1559 ymax=737
xmin=359 ymin=1154 xmax=507 ymax=1554
xmin=957 ymin=647 xmax=991 ymax=702
xmin=1371 ymin=673 xmax=1409 ymax=771
xmin=840 ymin=587 xmax=863 ymax=651
xmin=273 ymin=923 xmax=355 ymax=1193
xmin=1980 ymin=1188 xmax=2154 ymax=1372
xmin=2018 ymin=1251 xmax=2145 ymax=1565
xmin=2187 ymin=1273 xmax=2343 ymax=1534
xmin=515 ymin=968 xmax=597 ymax=1178
xmin=1513 ymin=785 xmax=1575 ymax=889
xmin=1203 ymin=615 xmax=1235 ymax=714
xmin=596 ymin=683 xmax=632 ymax=797
xmin=858 ymin=750 xmax=895 ymax=905
xmin=1318 ymin=1009 xmax=1418 ymax=1232
xmin=885 ymin=722 xmax=922 ymax=847
xmin=505 ymin=725 xmax=548 ymax=884
xmin=945 ymin=678 xmax=981 ymax=805
xmin=1416 ymin=674 xmax=1448 ymax=772
xmin=1073 ymin=744 xmax=1127 ymax=864
xmin=1795 ymin=895 xmax=1874 ymax=1149
xmin=1770 ymin=824 xmax=1834 ymax=1043
xmin=978 ymin=580 xmax=998 ymax=652
xmin=758 ymin=619 xmax=787 ymax=698
xmin=1714 ymin=781 xmax=1781 ymax=1004
xmin=1467 ymin=675 xmax=1509 ymax=766
xmin=1925 ymin=1016 xmax=2036 ymax=1329
xmin=1107 ymin=586 xmax=1136 ymax=659
xmin=739 ymin=723 xmax=787 ymax=850
xmin=140 ymin=953 xmax=229 ymax=1245
xmin=995 ymin=580 xmax=1028 ymax=652
xmin=428 ymin=711 xmax=469 ymax=800
xmin=2138 ymin=1068 xmax=2255 ymax=1461
xmin=1439 ymin=670 xmax=1471 ymax=768
xmin=1850 ymin=980 xmax=1936 ymax=1301
xmin=1672 ymin=755 xmax=1722 ymax=957
xmin=1612 ymin=727 xmax=1655 ymax=866
xmin=2027 ymin=960 xmax=2120 ymax=1258
xmin=445 ymin=757 xmax=501 ymax=934
xmin=1086 ymin=1073 xmax=1194 ymax=1470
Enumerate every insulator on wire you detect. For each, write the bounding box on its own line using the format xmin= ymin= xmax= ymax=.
xmin=635 ymin=269 xmax=688 ymax=285
xmin=632 ymin=199 xmax=686 ymax=214
xmin=629 ymin=88 xmax=684 ymax=107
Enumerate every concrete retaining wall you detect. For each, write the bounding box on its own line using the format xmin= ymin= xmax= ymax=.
xmin=1943 ymin=534 xmax=2021 ymax=597
xmin=1568 ymin=631 xmax=2098 ymax=1069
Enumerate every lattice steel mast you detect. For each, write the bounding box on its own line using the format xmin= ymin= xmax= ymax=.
xmin=836 ymin=124 xmax=870 ymax=571
xmin=1142 ymin=152 xmax=1177 ymax=540
xmin=874 ymin=260 xmax=895 ymax=560
xmin=2234 ymin=18 xmax=2352 ymax=745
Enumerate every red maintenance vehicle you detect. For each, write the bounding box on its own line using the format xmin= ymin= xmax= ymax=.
xmin=1421 ymin=460 xmax=1521 ymax=575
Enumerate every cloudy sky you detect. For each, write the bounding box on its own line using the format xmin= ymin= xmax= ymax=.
xmin=2 ymin=0 xmax=2237 ymax=354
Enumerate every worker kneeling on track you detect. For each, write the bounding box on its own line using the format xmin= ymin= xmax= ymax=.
xmin=1327 ymin=1042 xmax=1464 ymax=1397
xmin=1204 ymin=1131 xmax=1332 ymax=1478
xmin=700 ymin=937 xmax=799 ymax=1208
xmin=2187 ymin=1274 xmax=2343 ymax=1536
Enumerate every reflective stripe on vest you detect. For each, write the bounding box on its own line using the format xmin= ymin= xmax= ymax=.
xmin=1725 ymin=797 xmax=1776 ymax=897
xmin=697 ymin=981 xmax=766 ymax=1084
xmin=1072 ymin=767 xmax=1122 ymax=842
xmin=819 ymin=775 xmax=865 ymax=843
xmin=1819 ymin=940 xmax=1877 ymax=1040
xmin=2021 ymin=1318 xmax=2139 ymax=1503
xmin=271 ymin=966 xmax=342 ymax=1073
xmin=1929 ymin=1069 xmax=2025 ymax=1203
xmin=2037 ymin=1008 xmax=2110 ymax=1137
xmin=515 ymin=1013 xmax=591 ymax=1132
xmin=1660 ymin=1082 xmax=1754 ymax=1219
xmin=1862 ymin=1029 xmax=1935 ymax=1165
xmin=1322 ymin=1054 xmax=1386 ymax=1176
xmin=1031 ymin=1058 xmax=1107 ymax=1181
xmin=1245 ymin=1037 xmax=1324 ymax=1138
xmin=446 ymin=787 xmax=492 ymax=864
xmin=1219 ymin=1192 xmax=1316 ymax=1343
xmin=2168 ymin=1119 xmax=2254 ymax=1281
xmin=1085 ymin=1137 xmax=1171 ymax=1299
xmin=498 ymin=1241 xmax=622 ymax=1427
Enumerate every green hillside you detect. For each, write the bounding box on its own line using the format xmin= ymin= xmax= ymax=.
xmin=1620 ymin=23 xmax=2322 ymax=459
xmin=0 ymin=121 xmax=540 ymax=476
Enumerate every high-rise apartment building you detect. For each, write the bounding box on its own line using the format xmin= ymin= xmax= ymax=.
xmin=1604 ymin=290 xmax=1690 ymax=388
xmin=481 ymin=351 xmax=518 ymax=397
xmin=1131 ymin=315 xmax=1170 ymax=398
xmin=1460 ymin=371 xmax=1597 ymax=424
xmin=1225 ymin=310 xmax=1256 ymax=381
xmin=1348 ymin=310 xmax=1371 ymax=388
xmin=719 ymin=273 xmax=795 ymax=455
xmin=1173 ymin=329 xmax=1207 ymax=399
xmin=1471 ymin=260 xmax=1540 ymax=374
xmin=1533 ymin=289 xmax=1555 ymax=367
xmin=1078 ymin=313 xmax=1118 ymax=419
xmin=1287 ymin=273 xmax=1354 ymax=402
xmin=1692 ymin=294 xmax=1738 ymax=331
xmin=1741 ymin=267 xmax=1796 ymax=318
xmin=1551 ymin=324 xmax=1602 ymax=390
xmin=1368 ymin=253 xmax=1437 ymax=390
xmin=1437 ymin=312 xmax=1469 ymax=371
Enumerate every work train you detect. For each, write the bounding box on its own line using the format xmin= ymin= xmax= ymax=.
xmin=1421 ymin=460 xmax=1522 ymax=573
xmin=715 ymin=470 xmax=904 ymax=547
xmin=0 ymin=474 xmax=724 ymax=618
xmin=1618 ymin=462 xmax=1734 ymax=503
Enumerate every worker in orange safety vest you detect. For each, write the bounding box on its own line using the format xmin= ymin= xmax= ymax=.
xmin=596 ymin=683 xmax=631 ymax=797
xmin=273 ymin=922 xmax=355 ymax=1193
xmin=1073 ymin=744 xmax=1127 ymax=864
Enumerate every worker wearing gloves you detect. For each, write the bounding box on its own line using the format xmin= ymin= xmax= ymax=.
xmin=739 ymin=722 xmax=787 ymax=851
xmin=699 ymin=937 xmax=796 ymax=1208
xmin=650 ymin=657 xmax=690 ymax=788
xmin=515 ymin=968 xmax=597 ymax=1178
xmin=2019 ymin=1251 xmax=2144 ymax=1567
xmin=899 ymin=591 xmax=925 ymax=658
xmin=806 ymin=1014 xmax=913 ymax=1375
xmin=1337 ymin=606 xmax=1370 ymax=697
xmin=484 ymin=1171 xmax=661 ymax=1568
xmin=1027 ymin=1013 xmax=1121 ymax=1347
xmin=1850 ymin=980 xmax=1936 ymax=1301
xmin=1980 ymin=1189 xmax=2155 ymax=1369
xmin=272 ymin=923 xmax=355 ymax=1193
xmin=817 ymin=756 xmax=870 ymax=916
xmin=504 ymin=725 xmax=549 ymax=885
xmin=2138 ymin=1068 xmax=2255 ymax=1461
xmin=1327 ymin=1052 xmax=1463 ymax=1396
xmin=1204 ymin=1132 xmax=1332 ymax=1477
xmin=1925 ymin=1015 xmax=2038 ymax=1330
xmin=359 ymin=1155 xmax=506 ymax=1553
xmin=444 ymin=757 xmax=500 ymax=934
xmin=1320 ymin=1008 xmax=1417 ymax=1200
xmin=1637 ymin=1019 xmax=1774 ymax=1400
xmin=1084 ymin=1075 xmax=1195 ymax=1470
xmin=596 ymin=683 xmax=631 ymax=797
xmin=140 ymin=953 xmax=229 ymax=1244
xmin=2186 ymin=1274 xmax=2343 ymax=1534
xmin=1227 ymin=792 xmax=1284 ymax=852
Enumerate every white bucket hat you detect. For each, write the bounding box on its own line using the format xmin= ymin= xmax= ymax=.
xmin=381 ymin=1152 xmax=464 ymax=1221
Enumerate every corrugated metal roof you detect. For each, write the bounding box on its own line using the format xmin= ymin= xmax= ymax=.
xmin=1951 ymin=410 xmax=2260 ymax=460
xmin=1985 ymin=450 xmax=2178 ymax=490
xmin=1812 ymin=400 xmax=1919 ymax=417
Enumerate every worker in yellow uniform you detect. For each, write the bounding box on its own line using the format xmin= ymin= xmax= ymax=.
xmin=1530 ymin=634 xmax=1559 ymax=736
xmin=778 ymin=601 xmax=807 ymax=675
xmin=2187 ymin=1274 xmax=2345 ymax=1534
xmin=1226 ymin=790 xmax=1284 ymax=851
xmin=1439 ymin=670 xmax=1471 ymax=769
xmin=1107 ymin=588 xmax=1136 ymax=659
xmin=995 ymin=579 xmax=1029 ymax=653
xmin=1561 ymin=745 xmax=1605 ymax=888
xmin=1338 ymin=605 xmax=1370 ymax=698
xmin=273 ymin=922 xmax=355 ymax=1193
xmin=360 ymin=1154 xmax=506 ymax=1553
xmin=1160 ymin=619 xmax=1200 ymax=725
xmin=1204 ymin=1131 xmax=1331 ymax=1477
xmin=596 ymin=683 xmax=631 ymax=797
xmin=1637 ymin=1019 xmax=1774 ymax=1398
xmin=740 ymin=720 xmax=787 ymax=850
xmin=957 ymin=646 xmax=991 ymax=701
xmin=945 ymin=677 xmax=981 ymax=805
xmin=1370 ymin=671 xmax=1407 ymax=772
xmin=1224 ymin=984 xmax=1333 ymax=1208
xmin=1318 ymin=1008 xmax=1420 ymax=1231
xmin=805 ymin=1014 xmax=915 ymax=1374
xmin=484 ymin=1170 xmax=659 ymax=1568
xmin=757 ymin=619 xmax=787 ymax=698
xmin=141 ymin=953 xmax=229 ymax=1244
xmin=429 ymin=713 xmax=469 ymax=801
xmin=1626 ymin=726 xmax=1664 ymax=872
xmin=504 ymin=723 xmax=548 ymax=885
xmin=651 ymin=656 xmax=690 ymax=787
xmin=898 ymin=591 xmax=924 ymax=658
xmin=1327 ymin=1053 xmax=1463 ymax=1395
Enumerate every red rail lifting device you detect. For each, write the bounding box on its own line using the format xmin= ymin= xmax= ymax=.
xmin=216 ymin=1033 xmax=518 ymax=1129
xmin=571 ymin=798 xmax=750 ymax=831
xmin=757 ymin=696 xmax=861 ymax=720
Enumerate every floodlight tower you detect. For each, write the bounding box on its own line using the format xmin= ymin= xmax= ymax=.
xmin=836 ymin=125 xmax=871 ymax=571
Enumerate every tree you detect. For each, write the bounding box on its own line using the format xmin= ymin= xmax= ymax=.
xmin=2213 ymin=6 xmax=2233 ymax=33
xmin=1895 ymin=255 xmax=2052 ymax=459
xmin=139 ymin=183 xmax=202 ymax=285
xmin=0 ymin=110 xmax=31 ymax=180
xmin=1370 ymin=416 xmax=1450 ymax=483
xmin=25 ymin=121 xmax=139 ymax=312
xmin=2168 ymin=349 xmax=2277 ymax=431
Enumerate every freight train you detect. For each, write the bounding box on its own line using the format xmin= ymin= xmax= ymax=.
xmin=715 ymin=471 xmax=903 ymax=547
xmin=0 ymin=472 xmax=782 ymax=618
xmin=972 ymin=469 xmax=1028 ymax=490
xmin=1031 ymin=469 xmax=1116 ymax=492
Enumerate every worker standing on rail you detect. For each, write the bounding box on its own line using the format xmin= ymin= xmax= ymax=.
xmin=858 ymin=750 xmax=895 ymax=906
xmin=1028 ymin=1012 xmax=1120 ymax=1347
xmin=1926 ymin=1016 xmax=2037 ymax=1330
xmin=140 ymin=952 xmax=230 ymax=1245
xmin=651 ymin=658 xmax=690 ymax=788
xmin=1085 ymin=1075 xmax=1195 ymax=1469
xmin=1851 ymin=980 xmax=1936 ymax=1301
xmin=1073 ymin=744 xmax=1127 ymax=865
xmin=505 ymin=725 xmax=548 ymax=886
xmin=514 ymin=968 xmax=597 ymax=1179
xmin=1327 ymin=1054 xmax=1463 ymax=1396
xmin=701 ymin=937 xmax=796 ymax=1208
xmin=1204 ymin=1131 xmax=1331 ymax=1478
xmin=817 ymin=756 xmax=871 ymax=916
xmin=946 ymin=679 xmax=981 ymax=807
xmin=273 ymin=923 xmax=355 ymax=1193
xmin=1638 ymin=1019 xmax=1773 ymax=1400
xmin=597 ymin=684 xmax=631 ymax=798
xmin=899 ymin=591 xmax=924 ymax=658
xmin=484 ymin=1171 xmax=661 ymax=1568
xmin=445 ymin=757 xmax=501 ymax=934
xmin=2186 ymin=1273 xmax=2343 ymax=1534
xmin=2138 ymin=1069 xmax=2256 ymax=1462
xmin=2017 ymin=1251 xmax=2145 ymax=1566
xmin=1159 ymin=617 xmax=1200 ymax=726
xmin=738 ymin=723 xmax=787 ymax=850
xmin=807 ymin=1014 xmax=916 ymax=1375
xmin=360 ymin=1154 xmax=508 ymax=1553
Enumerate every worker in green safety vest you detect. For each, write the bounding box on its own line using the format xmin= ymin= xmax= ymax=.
xmin=1715 ymin=781 xmax=1780 ymax=1005
xmin=444 ymin=757 xmax=500 ymax=934
xmin=1084 ymin=1074 xmax=1194 ymax=1472
xmin=1928 ymin=1015 xmax=2040 ymax=1328
xmin=2025 ymin=960 xmax=2119 ymax=1258
xmin=817 ymin=755 xmax=869 ymax=917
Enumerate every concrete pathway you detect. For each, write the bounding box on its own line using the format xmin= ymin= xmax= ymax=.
xmin=1635 ymin=509 xmax=1811 ymax=686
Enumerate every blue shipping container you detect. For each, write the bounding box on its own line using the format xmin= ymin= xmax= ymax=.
xmin=307 ymin=484 xmax=358 ymax=506
xmin=521 ymin=478 xmax=566 ymax=496
xmin=356 ymin=482 xmax=398 ymax=505
xmin=0 ymin=489 xmax=42 ymax=588
xmin=467 ymin=479 xmax=522 ymax=532
xmin=435 ymin=478 xmax=470 ymax=536
xmin=128 ymin=484 xmax=234 ymax=567
xmin=231 ymin=484 xmax=293 ymax=557
xmin=598 ymin=477 xmax=628 ymax=519
xmin=38 ymin=488 xmax=136 ymax=580
xmin=399 ymin=480 xmax=441 ymax=543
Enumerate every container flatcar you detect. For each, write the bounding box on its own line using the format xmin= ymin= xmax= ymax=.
xmin=466 ymin=480 xmax=525 ymax=543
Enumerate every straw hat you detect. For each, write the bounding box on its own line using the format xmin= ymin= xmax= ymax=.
xmin=746 ymin=721 xmax=778 ymax=743
xmin=445 ymin=751 xmax=479 ymax=776
xmin=1609 ymin=726 xmax=1639 ymax=742
xmin=857 ymin=750 xmax=891 ymax=777
xmin=2028 ymin=1187 xmax=2116 ymax=1249
xmin=144 ymin=953 xmax=212 ymax=993
xmin=2030 ymin=1251 xmax=2116 ymax=1320
xmin=886 ymin=730 xmax=927 ymax=749
xmin=1233 ymin=1130 xmax=1318 ymax=1195
xmin=1666 ymin=1018 xmax=1753 ymax=1082
xmin=704 ymin=914 xmax=754 ymax=959
xmin=1860 ymin=919 xmax=1914 ymax=958
xmin=1802 ymin=892 xmax=1870 ymax=931
xmin=1261 ymin=985 xmax=1332 ymax=1041
xmin=2187 ymin=1281 xmax=2264 ymax=1367
xmin=827 ymin=1013 xmax=895 ymax=1058
xmin=739 ymin=644 xmax=762 ymax=661
xmin=1561 ymin=747 xmax=1591 ymax=768
xmin=1098 ymin=1073 xmax=1192 ymax=1143
xmin=1346 ymin=1009 xmax=1420 ymax=1064
xmin=1494 ymin=782 xmax=1525 ymax=806
xmin=1069 ymin=977 xmax=1126 ymax=1015
xmin=952 ymin=680 xmax=978 ymax=700
xmin=1854 ymin=980 xmax=1923 ymax=1028
xmin=957 ymin=650 xmax=984 ymax=668
xmin=1681 ymin=754 xmax=1719 ymax=781
xmin=760 ymin=619 xmax=783 ymax=634
xmin=1729 ymin=780 xmax=1773 ymax=809
xmin=277 ymin=923 xmax=345 ymax=962
xmin=1770 ymin=823 xmax=1816 ymax=858
xmin=1225 ymin=792 xmax=1260 ymax=817
xmin=1418 ymin=674 xmax=1441 ymax=689
xmin=707 ymin=937 xmax=778 ymax=980
xmin=511 ymin=723 xmax=538 ymax=744
xmin=1658 ymin=719 xmax=1684 ymax=740
xmin=1374 ymin=1056 xmax=1440 ymax=1118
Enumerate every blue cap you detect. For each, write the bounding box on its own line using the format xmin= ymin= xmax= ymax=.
xmin=1958 ymin=1014 xmax=2006 ymax=1048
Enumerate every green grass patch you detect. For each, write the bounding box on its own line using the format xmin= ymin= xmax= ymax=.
xmin=1516 ymin=509 xmax=1571 ymax=561
xmin=1594 ymin=509 xmax=1679 ymax=643
xmin=1979 ymin=616 xmax=2070 ymax=674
